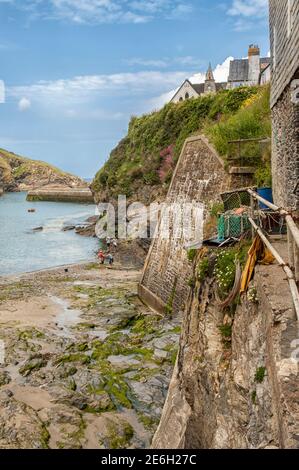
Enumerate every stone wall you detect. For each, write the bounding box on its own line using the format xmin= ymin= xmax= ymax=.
xmin=269 ymin=0 xmax=299 ymax=210
xmin=269 ymin=0 xmax=299 ymax=108
xmin=138 ymin=135 xmax=253 ymax=316
xmin=271 ymin=75 xmax=299 ymax=210
xmin=152 ymin=250 xmax=299 ymax=449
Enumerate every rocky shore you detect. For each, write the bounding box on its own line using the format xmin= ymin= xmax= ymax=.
xmin=0 ymin=261 xmax=180 ymax=449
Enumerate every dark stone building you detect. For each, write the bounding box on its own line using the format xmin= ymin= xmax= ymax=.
xmin=269 ymin=0 xmax=299 ymax=210
xmin=227 ymin=45 xmax=271 ymax=89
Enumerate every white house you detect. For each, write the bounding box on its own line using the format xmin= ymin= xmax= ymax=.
xmin=170 ymin=63 xmax=226 ymax=104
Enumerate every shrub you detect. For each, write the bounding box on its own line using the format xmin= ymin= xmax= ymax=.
xmin=197 ymin=257 xmax=209 ymax=282
xmin=255 ymin=366 xmax=266 ymax=383
xmin=187 ymin=248 xmax=197 ymax=262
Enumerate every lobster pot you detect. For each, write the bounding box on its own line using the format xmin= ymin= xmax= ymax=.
xmin=221 ymin=189 xmax=253 ymax=212
xmin=218 ymin=214 xmax=251 ymax=240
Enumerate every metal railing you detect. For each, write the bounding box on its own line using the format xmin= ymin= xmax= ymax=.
xmin=247 ymin=188 xmax=299 ymax=320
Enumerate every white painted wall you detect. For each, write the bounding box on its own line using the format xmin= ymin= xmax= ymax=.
xmin=260 ymin=66 xmax=271 ymax=85
xmin=171 ymin=81 xmax=200 ymax=104
xmin=248 ymin=54 xmax=261 ymax=85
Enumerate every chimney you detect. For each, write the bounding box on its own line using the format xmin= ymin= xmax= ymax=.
xmin=248 ymin=44 xmax=260 ymax=85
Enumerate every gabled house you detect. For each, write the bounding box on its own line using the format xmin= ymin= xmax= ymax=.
xmin=170 ymin=63 xmax=226 ymax=104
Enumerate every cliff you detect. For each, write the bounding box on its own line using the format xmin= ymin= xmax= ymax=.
xmin=92 ymin=86 xmax=271 ymax=205
xmin=152 ymin=243 xmax=299 ymax=448
xmin=0 ymin=148 xmax=86 ymax=193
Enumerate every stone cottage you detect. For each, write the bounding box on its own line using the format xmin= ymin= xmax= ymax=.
xmin=170 ymin=63 xmax=226 ymax=104
xmin=269 ymin=0 xmax=299 ymax=210
xmin=227 ymin=45 xmax=271 ymax=89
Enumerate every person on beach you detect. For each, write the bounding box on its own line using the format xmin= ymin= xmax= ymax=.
xmin=98 ymin=249 xmax=105 ymax=265
xmin=106 ymin=237 xmax=111 ymax=249
xmin=106 ymin=253 xmax=114 ymax=266
xmin=112 ymin=238 xmax=118 ymax=249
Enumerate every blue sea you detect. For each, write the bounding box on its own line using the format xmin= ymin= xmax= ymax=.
xmin=0 ymin=192 xmax=98 ymax=276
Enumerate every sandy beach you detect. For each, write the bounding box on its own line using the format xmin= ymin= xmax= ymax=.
xmin=0 ymin=260 xmax=180 ymax=449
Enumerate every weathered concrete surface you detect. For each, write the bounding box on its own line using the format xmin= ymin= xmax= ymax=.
xmin=152 ymin=248 xmax=299 ymax=449
xmin=27 ymin=187 xmax=94 ymax=203
xmin=139 ymin=136 xmax=229 ymax=317
xmin=139 ymin=135 xmax=254 ymax=317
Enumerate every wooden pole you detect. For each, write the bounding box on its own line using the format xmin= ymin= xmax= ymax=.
xmin=247 ymin=188 xmax=280 ymax=212
xmin=285 ymin=215 xmax=299 ymax=248
xmin=288 ymin=225 xmax=295 ymax=269
xmin=248 ymin=217 xmax=299 ymax=321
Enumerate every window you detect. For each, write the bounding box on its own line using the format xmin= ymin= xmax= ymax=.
xmin=288 ymin=0 xmax=295 ymax=37
xmin=185 ymin=93 xmax=189 ymax=100
xmin=179 ymin=97 xmax=183 ymax=102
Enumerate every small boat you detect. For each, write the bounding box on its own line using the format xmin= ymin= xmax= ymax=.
xmin=28 ymin=209 xmax=36 ymax=213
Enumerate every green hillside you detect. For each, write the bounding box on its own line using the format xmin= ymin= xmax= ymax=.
xmin=0 ymin=148 xmax=84 ymax=191
xmin=92 ymin=85 xmax=271 ymax=202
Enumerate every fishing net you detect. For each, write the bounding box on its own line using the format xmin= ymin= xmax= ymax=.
xmin=218 ymin=213 xmax=251 ymax=240
xmin=221 ymin=189 xmax=252 ymax=212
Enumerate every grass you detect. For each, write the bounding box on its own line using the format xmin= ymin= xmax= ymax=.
xmin=205 ymin=85 xmax=271 ymax=166
xmin=197 ymin=257 xmax=209 ymax=282
xmin=187 ymin=248 xmax=197 ymax=262
xmin=102 ymin=420 xmax=134 ymax=449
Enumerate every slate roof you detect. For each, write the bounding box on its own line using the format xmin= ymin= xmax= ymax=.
xmin=192 ymin=82 xmax=226 ymax=94
xmin=191 ymin=83 xmax=205 ymax=94
xmin=228 ymin=57 xmax=271 ymax=83
xmin=228 ymin=59 xmax=249 ymax=82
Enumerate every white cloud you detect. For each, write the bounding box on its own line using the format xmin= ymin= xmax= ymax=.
xmin=18 ymin=97 xmax=31 ymax=111
xmin=228 ymin=0 xmax=268 ymax=18
xmin=64 ymin=108 xmax=124 ymax=120
xmin=125 ymin=56 xmax=203 ymax=68
xmin=227 ymin=0 xmax=268 ymax=31
xmin=9 ymin=71 xmax=190 ymax=104
xmin=0 ymin=80 xmax=5 ymax=103
xmin=1 ymin=0 xmax=193 ymax=24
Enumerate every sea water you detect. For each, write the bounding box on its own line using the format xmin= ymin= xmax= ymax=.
xmin=0 ymin=192 xmax=98 ymax=276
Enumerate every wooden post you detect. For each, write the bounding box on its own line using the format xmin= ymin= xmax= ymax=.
xmin=249 ymin=217 xmax=299 ymax=321
xmin=288 ymin=225 xmax=295 ymax=269
xmin=250 ymin=194 xmax=255 ymax=239
xmin=294 ymin=240 xmax=299 ymax=282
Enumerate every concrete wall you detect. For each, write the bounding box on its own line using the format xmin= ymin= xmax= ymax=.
xmin=138 ymin=135 xmax=251 ymax=316
xmin=26 ymin=188 xmax=94 ymax=203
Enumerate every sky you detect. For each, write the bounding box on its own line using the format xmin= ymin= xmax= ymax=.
xmin=0 ymin=0 xmax=270 ymax=178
